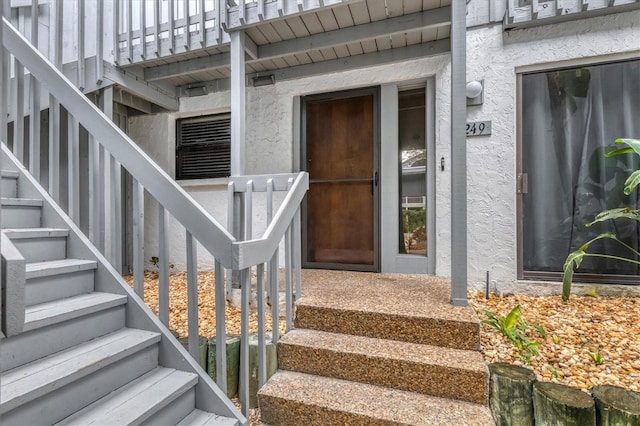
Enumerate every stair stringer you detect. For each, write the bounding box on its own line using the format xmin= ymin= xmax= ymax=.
xmin=1 ymin=144 xmax=244 ymax=424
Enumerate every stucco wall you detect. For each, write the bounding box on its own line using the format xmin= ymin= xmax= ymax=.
xmin=127 ymin=10 xmax=640 ymax=292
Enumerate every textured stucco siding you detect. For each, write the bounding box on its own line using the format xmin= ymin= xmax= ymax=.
xmin=127 ymin=10 xmax=640 ymax=292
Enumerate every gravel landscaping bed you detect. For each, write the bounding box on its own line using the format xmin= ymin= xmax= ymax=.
xmin=125 ymin=272 xmax=639 ymax=424
xmin=469 ymin=291 xmax=640 ymax=392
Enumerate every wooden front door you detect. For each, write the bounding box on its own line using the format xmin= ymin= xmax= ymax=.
xmin=302 ymin=88 xmax=379 ymax=271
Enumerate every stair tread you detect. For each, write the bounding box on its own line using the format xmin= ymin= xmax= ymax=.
xmin=3 ymin=227 xmax=68 ymax=238
xmin=0 ymin=197 xmax=42 ymax=206
xmin=56 ymin=367 xmax=198 ymax=425
xmin=281 ymin=328 xmax=486 ymax=371
xmin=0 ymin=328 xmax=161 ymax=414
xmin=26 ymin=259 xmax=97 ymax=279
xmin=23 ymin=292 xmax=127 ymax=332
xmin=259 ymin=371 xmax=494 ymax=426
xmin=178 ymin=409 xmax=240 ymax=425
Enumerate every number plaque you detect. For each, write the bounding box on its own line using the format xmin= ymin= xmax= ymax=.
xmin=466 ymin=121 xmax=492 ymax=137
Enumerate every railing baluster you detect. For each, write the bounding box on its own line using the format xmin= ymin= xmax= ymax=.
xmin=214 ymin=259 xmax=227 ymax=393
xmin=0 ymin=2 xmax=6 ymax=147
xmin=169 ymin=0 xmax=175 ymax=53
xmin=199 ymin=0 xmax=205 ymax=46
xmin=29 ymin=0 xmax=40 ymax=181
xmin=216 ymin=0 xmax=223 ymax=42
xmin=186 ymin=230 xmax=199 ymax=360
xmin=113 ymin=0 xmax=119 ymax=65
xmin=133 ymin=178 xmax=145 ymax=297
xmin=270 ymin=249 xmax=279 ymax=344
xmin=127 ymin=0 xmax=133 ymax=62
xmin=88 ymin=131 xmax=97 ymax=242
xmin=257 ymin=262 xmax=267 ymax=387
xmin=68 ymin=114 xmax=80 ymax=222
xmin=49 ymin=0 xmax=62 ymax=200
xmin=239 ymin=267 xmax=250 ymax=418
xmin=140 ymin=0 xmax=147 ymax=60
xmin=14 ymin=60 xmax=25 ymax=162
xmin=77 ymin=0 xmax=85 ymax=91
xmin=158 ymin=205 xmax=170 ymax=327
xmin=154 ymin=0 xmax=160 ymax=57
xmin=293 ymin=206 xmax=302 ymax=300
xmin=284 ymin=178 xmax=294 ymax=331
xmin=183 ymin=0 xmax=189 ymax=50
xmin=226 ymin=181 xmax=234 ymax=301
xmin=96 ymin=0 xmax=104 ymax=84
xmin=239 ymin=0 xmax=246 ymax=25
xmin=267 ymin=179 xmax=279 ymax=344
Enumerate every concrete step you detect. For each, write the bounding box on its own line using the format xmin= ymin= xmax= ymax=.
xmin=295 ymin=272 xmax=481 ymax=350
xmin=258 ymin=371 xmax=494 ymax=426
xmin=278 ymin=328 xmax=489 ymax=404
xmin=3 ymin=228 xmax=68 ymax=262
xmin=25 ymin=259 xmax=98 ymax=306
xmin=55 ymin=367 xmax=198 ymax=426
xmin=177 ymin=409 xmax=240 ymax=425
xmin=1 ymin=170 xmax=19 ymax=198
xmin=1 ymin=197 xmax=42 ymax=228
xmin=0 ymin=328 xmax=161 ymax=424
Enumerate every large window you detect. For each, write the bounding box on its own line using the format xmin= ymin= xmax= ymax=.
xmin=520 ymin=60 xmax=639 ymax=282
xmin=176 ymin=113 xmax=231 ymax=180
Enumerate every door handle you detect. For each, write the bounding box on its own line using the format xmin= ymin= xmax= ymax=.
xmin=372 ymin=171 xmax=378 ymax=195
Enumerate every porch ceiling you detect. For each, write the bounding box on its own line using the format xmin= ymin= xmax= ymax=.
xmin=123 ymin=0 xmax=452 ymax=88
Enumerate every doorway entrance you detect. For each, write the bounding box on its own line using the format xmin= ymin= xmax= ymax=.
xmin=302 ymin=88 xmax=379 ymax=271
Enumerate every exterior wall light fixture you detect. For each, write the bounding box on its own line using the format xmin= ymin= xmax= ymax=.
xmin=466 ymin=80 xmax=484 ymax=106
xmin=251 ymin=74 xmax=275 ymax=87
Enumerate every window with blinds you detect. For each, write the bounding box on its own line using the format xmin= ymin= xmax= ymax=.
xmin=176 ymin=113 xmax=231 ymax=180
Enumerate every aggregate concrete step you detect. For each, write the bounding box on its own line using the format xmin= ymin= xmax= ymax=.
xmin=295 ymin=274 xmax=481 ymax=350
xmin=1 ymin=170 xmax=19 ymax=198
xmin=177 ymin=409 xmax=240 ymax=425
xmin=258 ymin=371 xmax=494 ymax=426
xmin=0 ymin=328 xmax=161 ymax=424
xmin=55 ymin=367 xmax=198 ymax=426
xmin=3 ymin=227 xmax=68 ymax=262
xmin=278 ymin=328 xmax=489 ymax=404
xmin=25 ymin=259 xmax=98 ymax=306
xmin=1 ymin=197 xmax=42 ymax=228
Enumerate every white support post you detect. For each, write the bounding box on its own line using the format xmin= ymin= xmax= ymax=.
xmin=230 ymin=30 xmax=246 ymax=177
xmin=29 ymin=0 xmax=40 ymax=181
xmin=127 ymin=0 xmax=133 ymax=62
xmin=169 ymin=0 xmax=175 ymax=53
xmin=450 ymin=0 xmax=468 ymax=306
xmin=113 ymin=0 xmax=119 ymax=64
xmin=154 ymin=0 xmax=160 ymax=57
xmin=133 ymin=178 xmax=145 ymax=296
xmin=199 ymin=0 xmax=205 ymax=46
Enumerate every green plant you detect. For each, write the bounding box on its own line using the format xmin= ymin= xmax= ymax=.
xmin=482 ymin=305 xmax=545 ymax=364
xmin=552 ymin=334 xmax=560 ymax=344
xmin=547 ymin=366 xmax=560 ymax=379
xmin=563 ymin=138 xmax=640 ymax=302
xmin=588 ymin=349 xmax=604 ymax=366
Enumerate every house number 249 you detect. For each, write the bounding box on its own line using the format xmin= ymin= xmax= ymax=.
xmin=466 ymin=121 xmax=492 ymax=137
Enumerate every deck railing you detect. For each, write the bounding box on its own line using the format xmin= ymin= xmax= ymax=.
xmin=2 ymin=15 xmax=307 ymax=420
xmin=115 ymin=0 xmax=351 ymax=65
xmin=505 ymin=0 xmax=639 ymax=28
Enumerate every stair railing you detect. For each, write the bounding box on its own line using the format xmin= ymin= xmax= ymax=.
xmin=2 ymin=16 xmax=307 ymax=420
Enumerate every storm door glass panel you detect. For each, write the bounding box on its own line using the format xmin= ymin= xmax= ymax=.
xmin=399 ymin=88 xmax=427 ymax=256
xmin=522 ymin=60 xmax=640 ymax=278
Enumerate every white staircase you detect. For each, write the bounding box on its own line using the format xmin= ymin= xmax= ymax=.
xmin=0 ymin=159 xmax=242 ymax=425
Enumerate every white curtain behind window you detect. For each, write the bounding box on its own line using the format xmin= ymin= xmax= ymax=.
xmin=523 ymin=60 xmax=640 ymax=276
